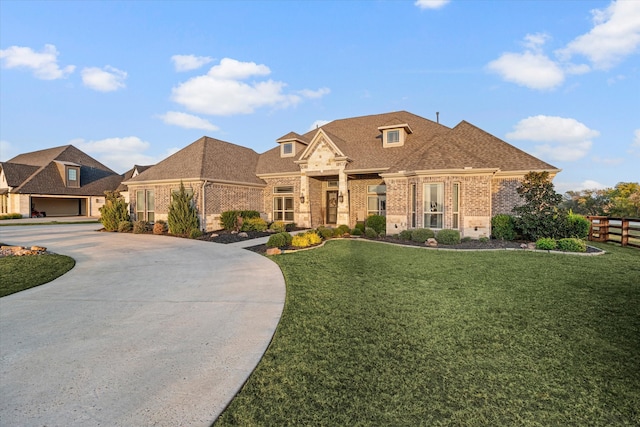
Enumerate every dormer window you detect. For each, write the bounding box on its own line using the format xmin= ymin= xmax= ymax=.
xmin=378 ymin=123 xmax=413 ymax=148
xmin=282 ymin=142 xmax=294 ymax=156
xmin=66 ymin=166 xmax=80 ymax=188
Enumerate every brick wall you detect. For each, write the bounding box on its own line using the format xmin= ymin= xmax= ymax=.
xmin=348 ymin=177 xmax=385 ymax=226
xmin=491 ymin=177 xmax=524 ymax=215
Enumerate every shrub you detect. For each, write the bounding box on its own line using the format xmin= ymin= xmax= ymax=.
xmin=355 ymin=222 xmax=366 ymax=232
xmin=242 ymin=217 xmax=268 ymax=232
xmin=437 ymin=229 xmax=461 ymax=245
xmin=364 ymin=227 xmax=378 ymax=238
xmin=564 ymin=212 xmax=590 ymax=239
xmin=99 ymin=191 xmax=130 ymax=232
xmin=536 ymin=237 xmax=557 ymax=250
xmin=398 ymin=230 xmax=413 ymax=241
xmin=153 ymin=220 xmax=167 ymax=235
xmin=491 ymin=214 xmax=516 ymax=240
xmin=335 ymin=224 xmax=351 ymax=237
xmin=0 ymin=213 xmax=23 ymax=220
xmin=291 ymin=234 xmax=309 ymax=248
xmin=351 ymin=227 xmax=363 ymax=236
xmin=365 ymin=215 xmax=386 ymax=234
xmin=285 ymin=222 xmax=297 ymax=232
xmin=133 ymin=220 xmax=149 ymax=234
xmin=557 ymin=238 xmax=587 ymax=252
xmin=307 ymin=231 xmax=322 ymax=245
xmin=461 ymin=236 xmax=473 ymax=243
xmin=318 ymin=227 xmax=335 ymax=240
xmin=267 ymin=232 xmax=292 ymax=248
xmin=478 ymin=236 xmax=490 ymax=243
xmin=269 ymin=221 xmax=286 ymax=233
xmin=220 ymin=210 xmax=261 ymax=231
xmin=118 ymin=220 xmax=132 ymax=233
xmin=168 ymin=182 xmax=199 ymax=236
xmin=411 ymin=228 xmax=434 ymax=243
xmin=512 ymin=171 xmax=564 ymax=241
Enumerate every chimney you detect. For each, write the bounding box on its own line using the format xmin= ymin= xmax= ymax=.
xmin=436 ymin=112 xmax=440 ymax=124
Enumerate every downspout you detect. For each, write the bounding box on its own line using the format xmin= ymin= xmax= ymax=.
xmin=201 ymin=180 xmax=210 ymax=232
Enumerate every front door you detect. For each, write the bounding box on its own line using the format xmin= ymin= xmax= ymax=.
xmin=326 ymin=191 xmax=338 ymax=224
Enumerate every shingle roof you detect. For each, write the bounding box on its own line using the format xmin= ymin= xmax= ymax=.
xmin=2 ymin=145 xmax=121 ymax=195
xmin=126 ymin=136 xmax=264 ymax=185
xmin=256 ymin=111 xmax=557 ymax=175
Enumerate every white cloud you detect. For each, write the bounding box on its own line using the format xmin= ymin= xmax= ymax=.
xmin=308 ymin=120 xmax=331 ymax=131
xmin=555 ymin=179 xmax=609 ymax=194
xmin=415 ymin=0 xmax=450 ymax=10
xmin=171 ymin=54 xmax=214 ymax=72
xmin=70 ymin=136 xmax=157 ymax=172
xmin=506 ymin=115 xmax=600 ymax=161
xmin=487 ymin=50 xmax=565 ymax=90
xmin=0 ymin=140 xmax=17 ymax=161
xmin=298 ymin=88 xmax=331 ymax=99
xmin=629 ymin=129 xmax=640 ymax=156
xmin=557 ymin=0 xmax=640 ymax=70
xmin=157 ymin=111 xmax=219 ymax=131
xmin=592 ymin=156 xmax=624 ymax=166
xmin=171 ymin=57 xmax=329 ymax=116
xmin=81 ymin=66 xmax=127 ymax=92
xmin=0 ymin=44 xmax=75 ymax=80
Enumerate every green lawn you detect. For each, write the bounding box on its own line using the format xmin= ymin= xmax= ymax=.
xmin=216 ymin=240 xmax=640 ymax=426
xmin=0 ymin=254 xmax=75 ymax=297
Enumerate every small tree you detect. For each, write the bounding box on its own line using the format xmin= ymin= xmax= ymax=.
xmin=512 ymin=171 xmax=565 ymax=241
xmin=99 ymin=191 xmax=130 ymax=231
xmin=168 ymin=182 xmax=199 ymax=236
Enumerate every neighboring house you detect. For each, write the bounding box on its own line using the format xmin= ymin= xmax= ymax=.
xmin=0 ymin=145 xmax=121 ymax=218
xmin=116 ymin=164 xmax=154 ymax=205
xmin=125 ymin=111 xmax=559 ymax=237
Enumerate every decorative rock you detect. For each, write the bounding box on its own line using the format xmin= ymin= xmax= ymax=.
xmin=238 ymin=232 xmax=249 ymax=238
xmin=31 ymin=246 xmax=47 ymax=252
xmin=520 ymin=243 xmax=528 ymax=250
xmin=266 ymin=247 xmax=282 ymax=256
xmin=426 ymin=238 xmax=438 ymax=247
xmin=527 ymin=242 xmax=536 ymax=250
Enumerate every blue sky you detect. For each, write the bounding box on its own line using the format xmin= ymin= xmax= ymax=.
xmin=1 ymin=0 xmax=638 ymax=193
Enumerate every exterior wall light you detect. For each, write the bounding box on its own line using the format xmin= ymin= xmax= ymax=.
xmin=338 ymin=192 xmax=344 ymax=203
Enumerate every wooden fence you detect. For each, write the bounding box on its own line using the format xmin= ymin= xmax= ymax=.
xmin=586 ymin=216 xmax=640 ymax=249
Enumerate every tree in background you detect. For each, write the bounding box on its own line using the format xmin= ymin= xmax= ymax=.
xmin=99 ymin=191 xmax=130 ymax=231
xmin=513 ymin=171 xmax=565 ymax=241
xmin=561 ymin=182 xmax=639 ymax=217
xmin=168 ymin=182 xmax=199 ymax=236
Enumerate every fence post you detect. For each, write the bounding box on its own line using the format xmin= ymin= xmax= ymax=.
xmin=621 ymin=218 xmax=629 ymax=247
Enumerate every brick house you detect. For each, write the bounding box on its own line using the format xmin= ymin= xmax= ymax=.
xmin=0 ymin=145 xmax=122 ymax=218
xmin=125 ymin=111 xmax=559 ymax=237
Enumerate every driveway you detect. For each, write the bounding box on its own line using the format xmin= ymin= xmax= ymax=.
xmin=0 ymin=223 xmax=285 ymax=426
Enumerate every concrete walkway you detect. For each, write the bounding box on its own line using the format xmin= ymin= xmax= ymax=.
xmin=0 ymin=223 xmax=285 ymax=426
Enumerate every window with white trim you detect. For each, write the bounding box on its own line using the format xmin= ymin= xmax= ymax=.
xmin=367 ymin=185 xmax=386 ymax=216
xmin=273 ymin=186 xmax=294 ymax=222
xmin=424 ymin=183 xmax=443 ymax=229
xmin=136 ymin=189 xmax=155 ymax=222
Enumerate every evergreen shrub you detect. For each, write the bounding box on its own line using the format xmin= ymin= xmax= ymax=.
xmin=564 ymin=212 xmax=590 ymax=239
xmin=335 ymin=224 xmax=351 ymax=236
xmin=491 ymin=214 xmax=516 ymax=240
xmin=0 ymin=213 xmax=23 ymax=220
xmin=365 ymin=215 xmax=386 ymax=234
xmin=365 ymin=227 xmax=378 ymax=238
xmin=133 ymin=220 xmax=149 ymax=234
xmin=153 ymin=220 xmax=167 ymax=234
xmin=168 ymin=183 xmax=199 ymax=236
xmin=436 ymin=229 xmax=461 ymax=245
xmin=241 ymin=217 xmax=268 ymax=232
xmin=399 ymin=230 xmax=413 ymax=240
xmin=269 ymin=221 xmax=286 ymax=233
xmin=411 ymin=228 xmax=434 ymax=243
xmin=535 ymin=237 xmax=557 ymax=250
xmin=318 ymin=227 xmax=334 ymax=240
xmin=99 ymin=191 xmax=130 ymax=232
xmin=118 ymin=220 xmax=132 ymax=232
xmin=351 ymin=227 xmax=363 ymax=236
xmin=557 ymin=238 xmax=587 ymax=252
xmin=267 ymin=232 xmax=292 ymax=248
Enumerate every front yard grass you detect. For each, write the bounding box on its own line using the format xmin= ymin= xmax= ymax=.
xmin=216 ymin=240 xmax=640 ymax=426
xmin=0 ymin=255 xmax=75 ymax=297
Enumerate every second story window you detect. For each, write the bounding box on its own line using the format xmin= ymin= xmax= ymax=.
xmin=386 ymin=130 xmax=400 ymax=144
xmin=67 ymin=167 xmax=80 ymax=188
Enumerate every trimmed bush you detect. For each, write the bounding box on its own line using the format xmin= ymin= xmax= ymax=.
xmin=220 ymin=210 xmax=261 ymax=231
xmin=399 ymin=230 xmax=413 ymax=241
xmin=491 ymin=214 xmax=516 ymax=240
xmin=351 ymin=227 xmax=363 ymax=236
xmin=242 ymin=217 xmax=268 ymax=232
xmin=557 ymin=238 xmax=587 ymax=252
xmin=365 ymin=227 xmax=378 ymax=238
xmin=133 ymin=220 xmax=149 ymax=234
xmin=355 ymin=222 xmax=366 ymax=232
xmin=118 ymin=220 xmax=132 ymax=233
xmin=461 ymin=236 xmax=473 ymax=243
xmin=267 ymin=232 xmax=292 ymax=248
xmin=285 ymin=222 xmax=297 ymax=232
xmin=99 ymin=191 xmax=130 ymax=232
xmin=153 ymin=220 xmax=167 ymax=235
xmin=478 ymin=236 xmax=490 ymax=243
xmin=335 ymin=224 xmax=351 ymax=237
xmin=318 ymin=227 xmax=335 ymax=240
xmin=564 ymin=212 xmax=590 ymax=239
xmin=269 ymin=221 xmax=286 ymax=233
xmin=365 ymin=215 xmax=386 ymax=234
xmin=436 ymin=229 xmax=461 ymax=245
xmin=291 ymin=231 xmax=321 ymax=248
xmin=411 ymin=228 xmax=434 ymax=243
xmin=536 ymin=237 xmax=557 ymax=250
xmin=0 ymin=213 xmax=23 ymax=220
xmin=189 ymin=228 xmax=203 ymax=239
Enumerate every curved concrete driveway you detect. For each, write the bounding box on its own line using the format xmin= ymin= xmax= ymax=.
xmin=0 ymin=223 xmax=285 ymax=426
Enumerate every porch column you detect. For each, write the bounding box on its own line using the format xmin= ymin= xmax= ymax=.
xmin=298 ymin=174 xmax=311 ymax=228
xmin=337 ymin=169 xmax=350 ymax=226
